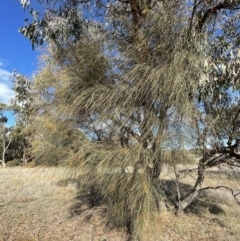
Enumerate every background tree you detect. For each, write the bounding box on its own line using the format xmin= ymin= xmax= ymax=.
xmin=0 ymin=104 xmax=12 ymax=167
xmin=0 ymin=124 xmax=12 ymax=167
xmin=0 ymin=102 xmax=32 ymax=167
xmin=6 ymin=124 xmax=32 ymax=165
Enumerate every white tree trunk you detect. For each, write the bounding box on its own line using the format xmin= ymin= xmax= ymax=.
xmin=0 ymin=159 xmax=6 ymax=167
xmin=1 ymin=138 xmax=12 ymax=168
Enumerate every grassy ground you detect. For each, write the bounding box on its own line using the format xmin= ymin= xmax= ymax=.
xmin=0 ymin=167 xmax=240 ymax=241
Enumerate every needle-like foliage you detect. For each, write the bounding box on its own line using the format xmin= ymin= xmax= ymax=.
xmin=15 ymin=0 xmax=240 ymax=240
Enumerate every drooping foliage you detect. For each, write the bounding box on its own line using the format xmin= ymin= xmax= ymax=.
xmin=16 ymin=0 xmax=240 ymax=239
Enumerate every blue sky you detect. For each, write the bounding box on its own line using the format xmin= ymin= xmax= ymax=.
xmin=0 ymin=0 xmax=40 ymax=126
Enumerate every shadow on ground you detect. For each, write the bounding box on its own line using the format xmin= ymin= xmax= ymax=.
xmin=57 ymin=176 xmax=226 ymax=226
xmin=57 ymin=178 xmax=103 ymax=218
xmin=57 ymin=178 xmax=81 ymax=188
xmin=160 ymin=180 xmax=226 ymax=216
xmin=70 ymin=183 xmax=105 ymax=218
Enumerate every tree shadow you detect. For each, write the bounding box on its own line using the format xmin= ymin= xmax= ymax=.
xmin=160 ymin=180 xmax=225 ymax=216
xmin=70 ymin=183 xmax=105 ymax=217
xmin=57 ymin=177 xmax=106 ymax=220
xmin=57 ymin=176 xmax=226 ymax=226
xmin=57 ymin=178 xmax=81 ymax=188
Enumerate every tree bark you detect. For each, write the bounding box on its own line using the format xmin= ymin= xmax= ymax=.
xmin=175 ymin=158 xmax=206 ymax=214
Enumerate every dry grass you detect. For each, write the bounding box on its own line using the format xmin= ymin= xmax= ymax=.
xmin=0 ymin=167 xmax=126 ymax=241
xmin=0 ymin=167 xmax=240 ymax=241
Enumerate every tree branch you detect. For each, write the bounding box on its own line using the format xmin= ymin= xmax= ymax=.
xmin=197 ymin=0 xmax=240 ymax=32
xmin=200 ymin=185 xmax=240 ymax=205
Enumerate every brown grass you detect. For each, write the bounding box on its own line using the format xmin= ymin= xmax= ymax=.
xmin=0 ymin=167 xmax=240 ymax=241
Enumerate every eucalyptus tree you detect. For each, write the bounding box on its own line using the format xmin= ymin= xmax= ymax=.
xmin=175 ymin=40 xmax=240 ymax=213
xmin=18 ymin=0 xmax=240 ymax=239
xmin=0 ymin=104 xmax=12 ymax=167
xmin=0 ymin=101 xmax=32 ymax=166
xmin=0 ymin=124 xmax=13 ymax=167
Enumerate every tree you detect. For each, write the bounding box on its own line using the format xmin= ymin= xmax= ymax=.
xmin=0 ymin=103 xmax=31 ymax=167
xmin=18 ymin=0 xmax=240 ymax=240
xmin=0 ymin=104 xmax=11 ymax=167
xmin=0 ymin=124 xmax=12 ymax=167
xmin=175 ymin=35 xmax=240 ymax=213
xmin=6 ymin=124 xmax=32 ymax=165
xmin=0 ymin=76 xmax=34 ymax=168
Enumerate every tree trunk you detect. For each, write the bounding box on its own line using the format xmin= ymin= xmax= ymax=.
xmin=175 ymin=158 xmax=206 ymax=214
xmin=1 ymin=143 xmax=6 ymax=167
xmin=22 ymin=152 xmax=28 ymax=165
xmin=1 ymin=138 xmax=12 ymax=168
xmin=2 ymin=161 xmax=6 ymax=168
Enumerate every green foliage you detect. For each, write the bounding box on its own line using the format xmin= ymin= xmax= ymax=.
xmin=0 ymin=103 xmax=8 ymax=124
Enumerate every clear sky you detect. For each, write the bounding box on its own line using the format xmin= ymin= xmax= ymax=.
xmin=0 ymin=0 xmax=40 ymax=126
